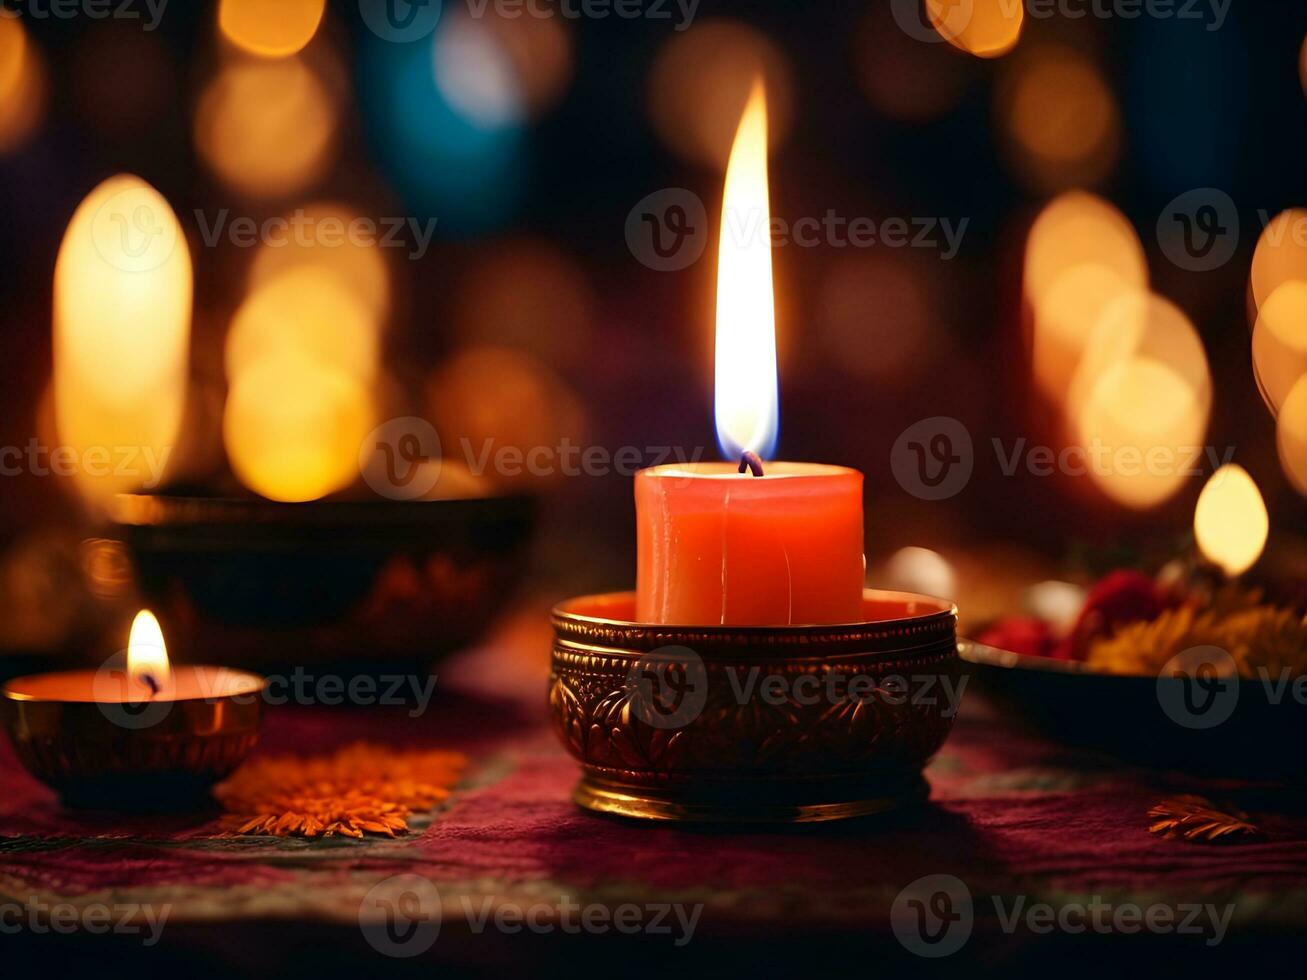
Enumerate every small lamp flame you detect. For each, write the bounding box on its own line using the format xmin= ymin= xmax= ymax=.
xmin=714 ymin=79 xmax=779 ymax=463
xmin=1194 ymin=464 xmax=1269 ymax=577
xmin=127 ymin=610 xmax=171 ymax=695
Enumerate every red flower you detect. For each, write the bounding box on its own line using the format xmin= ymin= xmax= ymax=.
xmin=976 ymin=616 xmax=1057 ymax=659
xmin=1065 ymin=569 xmax=1170 ymax=660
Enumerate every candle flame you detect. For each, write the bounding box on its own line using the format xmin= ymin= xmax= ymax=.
xmin=1194 ymin=464 xmax=1268 ymax=577
xmin=127 ymin=609 xmax=171 ymax=691
xmin=714 ymin=79 xmax=778 ymax=462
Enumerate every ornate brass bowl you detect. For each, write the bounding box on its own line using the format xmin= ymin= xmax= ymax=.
xmin=549 ymin=590 xmax=961 ymax=823
xmin=3 ymin=672 xmax=264 ymax=810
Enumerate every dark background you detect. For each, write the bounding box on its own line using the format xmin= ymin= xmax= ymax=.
xmin=0 ymin=0 xmax=1303 ymax=644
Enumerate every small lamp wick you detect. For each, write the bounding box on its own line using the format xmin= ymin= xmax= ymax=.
xmin=142 ymin=674 xmax=160 ymax=697
xmin=738 ymin=451 xmax=765 ymax=477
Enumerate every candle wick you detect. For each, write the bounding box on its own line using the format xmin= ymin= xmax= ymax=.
xmin=142 ymin=673 xmax=160 ymax=697
xmin=738 ymin=451 xmax=765 ymax=477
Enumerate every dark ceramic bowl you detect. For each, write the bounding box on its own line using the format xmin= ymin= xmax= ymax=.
xmin=108 ymin=493 xmax=536 ymax=675
xmin=962 ymin=641 xmax=1307 ymax=781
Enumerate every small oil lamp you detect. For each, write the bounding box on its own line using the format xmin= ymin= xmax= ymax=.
xmin=2 ymin=611 xmax=264 ymax=810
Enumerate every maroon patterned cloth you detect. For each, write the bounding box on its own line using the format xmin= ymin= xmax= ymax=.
xmin=2 ymin=627 xmax=1306 ymax=973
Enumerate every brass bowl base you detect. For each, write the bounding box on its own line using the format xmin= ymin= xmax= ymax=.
xmin=573 ymin=773 xmax=930 ymax=824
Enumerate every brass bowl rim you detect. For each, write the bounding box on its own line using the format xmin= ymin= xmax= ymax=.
xmin=552 ymin=588 xmax=957 ymax=637
xmin=110 ymin=491 xmax=537 ymax=528
xmin=2 ymin=669 xmax=267 ymax=705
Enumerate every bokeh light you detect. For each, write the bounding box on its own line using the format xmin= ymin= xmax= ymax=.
xmin=361 ymin=15 xmax=525 ymax=231
xmin=1194 ymin=464 xmax=1268 ymax=577
xmin=1278 ymin=376 xmax=1307 ymax=496
xmin=0 ymin=16 xmax=45 ymax=155
xmin=451 ymin=238 xmax=595 ymax=366
xmin=426 ymin=346 xmax=586 ymax=490
xmin=219 ymin=0 xmax=326 ymax=59
xmin=884 ymin=546 xmax=957 ymax=601
xmin=1301 ymin=33 xmax=1307 ymax=98
xmin=648 ymin=19 xmax=793 ymax=170
xmin=247 ymin=201 xmax=392 ymax=322
xmin=54 ymin=176 xmax=192 ymax=505
xmin=927 ymin=0 xmax=1023 ymax=59
xmin=0 ymin=14 xmax=23 ymax=100
xmin=194 ymin=56 xmax=338 ymax=199
xmin=481 ymin=9 xmax=573 ymax=117
xmin=998 ymin=45 xmax=1120 ymax=192
xmin=1251 ymin=280 xmax=1307 ymax=415
xmin=1073 ymin=357 xmax=1210 ymax=510
xmin=1030 ymin=263 xmax=1144 ymax=404
xmin=1023 ymin=192 xmax=1147 ymax=312
xmin=224 ymin=353 xmax=373 ymax=503
xmin=1251 ymin=209 xmax=1307 ymax=314
xmin=816 ymin=252 xmax=939 ymax=384
xmin=1067 ymin=291 xmax=1211 ymax=428
xmin=435 ymin=13 xmax=525 ymax=128
xmin=226 ymin=266 xmax=381 ymax=384
xmin=1063 ymin=292 xmax=1212 ymax=510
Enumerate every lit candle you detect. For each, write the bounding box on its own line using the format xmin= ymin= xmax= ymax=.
xmin=2 ymin=611 xmax=264 ymax=810
xmin=635 ymin=82 xmax=865 ymax=626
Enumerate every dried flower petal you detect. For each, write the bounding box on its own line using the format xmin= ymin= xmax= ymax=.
xmin=217 ymin=743 xmax=466 ymax=840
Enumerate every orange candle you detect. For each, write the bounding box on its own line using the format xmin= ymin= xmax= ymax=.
xmin=636 ymin=463 xmax=864 ymax=625
xmin=634 ymin=81 xmax=866 ymax=626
